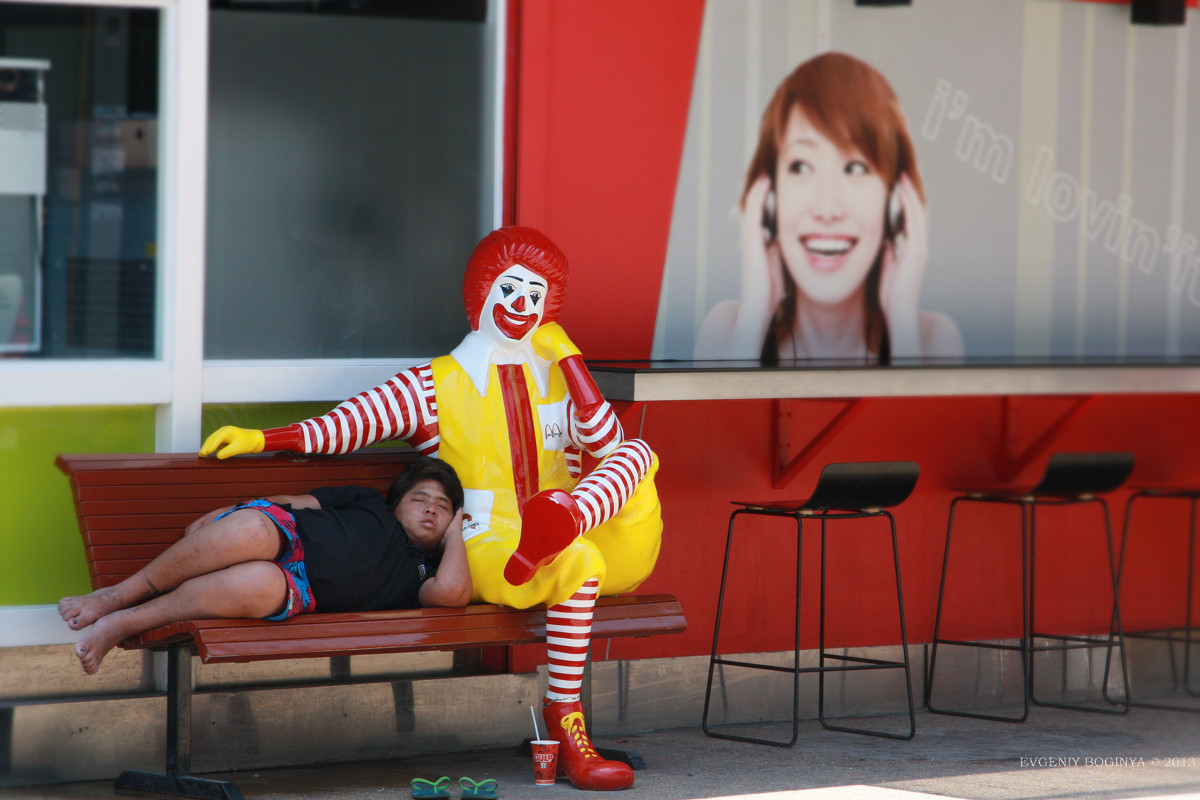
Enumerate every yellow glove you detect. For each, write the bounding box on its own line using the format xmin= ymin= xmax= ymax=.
xmin=200 ymin=426 xmax=265 ymax=459
xmin=531 ymin=322 xmax=582 ymax=363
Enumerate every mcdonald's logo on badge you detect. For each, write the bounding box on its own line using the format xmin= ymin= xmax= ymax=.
xmin=537 ymin=398 xmax=569 ymax=451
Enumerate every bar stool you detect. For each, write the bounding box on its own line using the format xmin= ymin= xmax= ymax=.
xmin=1117 ymin=486 xmax=1199 ymax=710
xmin=702 ymin=461 xmax=919 ymax=746
xmin=925 ymin=452 xmax=1133 ymax=722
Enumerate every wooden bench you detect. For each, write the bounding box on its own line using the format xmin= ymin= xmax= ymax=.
xmin=57 ymin=451 xmax=686 ymax=800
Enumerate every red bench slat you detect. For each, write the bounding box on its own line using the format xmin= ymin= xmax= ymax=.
xmin=121 ymin=596 xmax=687 ymax=664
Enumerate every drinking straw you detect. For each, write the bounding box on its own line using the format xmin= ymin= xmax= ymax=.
xmin=530 ymin=705 xmax=541 ymax=740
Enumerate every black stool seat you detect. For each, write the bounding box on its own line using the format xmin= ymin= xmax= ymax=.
xmin=739 ymin=460 xmax=922 ymax=513
xmin=703 ymin=461 xmax=919 ymax=746
xmin=926 ymin=452 xmax=1133 ymax=722
xmin=1118 ymin=485 xmax=1200 ymax=711
xmin=959 ymin=452 xmax=1136 ymax=499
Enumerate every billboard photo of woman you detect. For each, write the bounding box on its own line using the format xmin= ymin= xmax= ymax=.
xmin=693 ymin=52 xmax=963 ymax=363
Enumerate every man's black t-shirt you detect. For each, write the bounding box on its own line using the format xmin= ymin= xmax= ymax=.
xmin=285 ymin=485 xmax=442 ymax=613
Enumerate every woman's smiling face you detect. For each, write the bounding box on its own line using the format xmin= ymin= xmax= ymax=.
xmin=773 ymin=105 xmax=888 ymax=307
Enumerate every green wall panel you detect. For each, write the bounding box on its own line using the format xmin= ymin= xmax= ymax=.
xmin=0 ymin=407 xmax=155 ymax=605
xmin=202 ymin=403 xmax=338 ymax=437
xmin=203 ymin=403 xmax=410 ymax=450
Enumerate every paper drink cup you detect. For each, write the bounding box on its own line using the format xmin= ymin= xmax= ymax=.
xmin=531 ymin=739 xmax=559 ymax=785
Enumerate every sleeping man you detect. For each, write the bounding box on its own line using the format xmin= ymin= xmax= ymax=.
xmin=59 ymin=456 xmax=470 ymax=675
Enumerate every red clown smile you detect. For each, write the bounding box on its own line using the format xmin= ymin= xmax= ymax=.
xmin=493 ymin=305 xmax=539 ymax=340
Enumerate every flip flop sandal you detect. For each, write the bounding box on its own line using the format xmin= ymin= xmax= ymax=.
xmin=459 ymin=776 xmax=500 ymax=799
xmin=411 ymin=776 xmax=452 ymax=799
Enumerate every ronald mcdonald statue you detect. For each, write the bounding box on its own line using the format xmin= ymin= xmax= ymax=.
xmin=202 ymin=226 xmax=662 ymax=791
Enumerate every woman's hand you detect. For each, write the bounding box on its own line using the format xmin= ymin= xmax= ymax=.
xmin=739 ymin=174 xmax=784 ymax=318
xmin=722 ymin=174 xmax=785 ymax=357
xmin=879 ymin=173 xmax=927 ymax=357
xmin=695 ymin=174 xmax=786 ymax=359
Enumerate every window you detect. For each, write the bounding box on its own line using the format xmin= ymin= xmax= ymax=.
xmin=0 ymin=5 xmax=160 ymax=358
xmin=204 ymin=1 xmax=497 ymax=359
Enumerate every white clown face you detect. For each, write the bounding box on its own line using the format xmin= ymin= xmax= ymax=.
xmin=477 ymin=265 xmax=547 ymax=346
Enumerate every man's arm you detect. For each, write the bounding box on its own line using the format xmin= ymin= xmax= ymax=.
xmin=418 ymin=509 xmax=472 ymax=608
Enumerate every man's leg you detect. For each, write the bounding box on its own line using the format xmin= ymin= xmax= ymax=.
xmin=73 ymin=561 xmax=287 ymax=675
xmin=59 ymin=507 xmax=283 ymax=631
xmin=542 ymin=578 xmax=634 ymax=791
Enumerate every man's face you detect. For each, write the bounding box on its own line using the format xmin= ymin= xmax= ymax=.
xmin=476 ymin=265 xmax=547 ymax=345
xmin=394 ymin=478 xmax=455 ymax=550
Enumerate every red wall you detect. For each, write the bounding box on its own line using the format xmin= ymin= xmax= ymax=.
xmin=511 ymin=0 xmax=704 ymax=360
xmin=509 ymin=1 xmax=1200 ymax=664
xmin=605 ymin=394 xmax=1200 ymax=661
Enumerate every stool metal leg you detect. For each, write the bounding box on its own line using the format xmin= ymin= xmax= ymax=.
xmin=702 ymin=508 xmax=740 ymax=741
xmin=1029 ymin=497 xmax=1129 ymax=715
xmin=926 ymin=496 xmax=1030 ymax=722
xmin=924 ymin=496 xmax=960 ymax=714
xmin=817 ymin=510 xmax=915 ymax=740
xmin=1188 ymin=497 xmax=1198 ymax=698
xmin=1103 ymin=496 xmax=1132 ymax=711
xmin=1114 ymin=491 xmax=1200 ymax=711
xmin=703 ymin=508 xmax=804 ymax=746
xmin=705 ymin=505 xmax=914 ymax=744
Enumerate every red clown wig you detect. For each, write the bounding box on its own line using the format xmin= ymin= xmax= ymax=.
xmin=462 ymin=226 xmax=569 ymax=330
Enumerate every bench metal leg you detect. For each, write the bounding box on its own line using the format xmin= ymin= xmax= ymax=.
xmin=115 ymin=644 xmax=245 ymax=800
xmin=115 ymin=770 xmax=245 ymax=800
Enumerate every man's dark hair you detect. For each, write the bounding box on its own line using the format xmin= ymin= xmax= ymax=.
xmin=386 ymin=456 xmax=464 ymax=513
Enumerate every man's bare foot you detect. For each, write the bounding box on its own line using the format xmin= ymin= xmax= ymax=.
xmin=73 ymin=612 xmax=130 ymax=675
xmin=59 ymin=586 xmax=125 ymax=630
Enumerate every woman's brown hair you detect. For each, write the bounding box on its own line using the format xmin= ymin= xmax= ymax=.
xmin=742 ymin=52 xmax=923 ymax=364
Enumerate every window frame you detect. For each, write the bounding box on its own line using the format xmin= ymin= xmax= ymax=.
xmin=0 ymin=0 xmax=508 ymax=453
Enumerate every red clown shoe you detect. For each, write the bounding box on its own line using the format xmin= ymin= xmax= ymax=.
xmin=504 ymin=489 xmax=583 ymax=585
xmin=542 ymin=699 xmax=634 ymax=791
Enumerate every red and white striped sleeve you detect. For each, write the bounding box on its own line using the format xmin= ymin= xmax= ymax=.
xmin=566 ymin=398 xmax=624 ymax=459
xmin=261 ymin=364 xmax=440 ymax=456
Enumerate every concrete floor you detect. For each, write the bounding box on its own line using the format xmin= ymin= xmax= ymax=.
xmin=3 ymin=700 xmax=1200 ymax=800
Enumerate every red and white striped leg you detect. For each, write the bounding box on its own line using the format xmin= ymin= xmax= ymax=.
xmin=570 ymin=439 xmax=652 ymax=532
xmin=543 ymin=579 xmax=633 ymax=791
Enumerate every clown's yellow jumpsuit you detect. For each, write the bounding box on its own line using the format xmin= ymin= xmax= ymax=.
xmin=256 ymin=332 xmax=661 ymax=609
